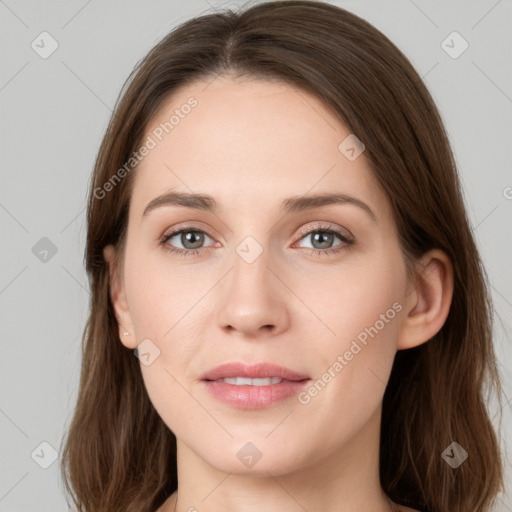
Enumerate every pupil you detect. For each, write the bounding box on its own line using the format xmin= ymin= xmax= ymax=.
xmin=183 ymin=231 xmax=204 ymax=249
xmin=313 ymin=231 xmax=333 ymax=249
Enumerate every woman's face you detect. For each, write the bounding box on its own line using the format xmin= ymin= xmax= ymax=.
xmin=109 ymin=75 xmax=414 ymax=475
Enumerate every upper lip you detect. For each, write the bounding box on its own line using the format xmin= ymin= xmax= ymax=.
xmin=200 ymin=362 xmax=310 ymax=381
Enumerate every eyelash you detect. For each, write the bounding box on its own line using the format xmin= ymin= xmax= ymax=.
xmin=159 ymin=223 xmax=354 ymax=258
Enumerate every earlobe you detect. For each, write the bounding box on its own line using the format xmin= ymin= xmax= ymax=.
xmin=397 ymin=249 xmax=454 ymax=350
xmin=103 ymin=244 xmax=137 ymax=349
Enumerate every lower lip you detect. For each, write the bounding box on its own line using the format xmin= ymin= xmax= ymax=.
xmin=202 ymin=379 xmax=310 ymax=409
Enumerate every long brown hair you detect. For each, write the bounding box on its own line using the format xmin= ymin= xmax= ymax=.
xmin=60 ymin=1 xmax=504 ymax=511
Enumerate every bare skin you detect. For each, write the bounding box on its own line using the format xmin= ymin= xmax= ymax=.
xmin=104 ymin=75 xmax=453 ymax=512
xmin=159 ymin=491 xmax=423 ymax=512
xmin=158 ymin=491 xmax=424 ymax=512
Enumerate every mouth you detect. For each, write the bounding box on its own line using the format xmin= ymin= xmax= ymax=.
xmin=212 ymin=376 xmax=284 ymax=385
xmin=200 ymin=361 xmax=310 ymax=381
xmin=200 ymin=362 xmax=311 ymax=409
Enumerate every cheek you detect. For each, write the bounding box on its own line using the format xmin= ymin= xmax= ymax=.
xmin=291 ymin=277 xmax=403 ymax=456
xmin=296 ymin=247 xmax=405 ymax=401
xmin=123 ymin=246 xmax=196 ymax=338
xmin=295 ymin=250 xmax=404 ymax=349
xmin=138 ymin=359 xmax=203 ymax=445
xmin=124 ymin=249 xmax=205 ymax=391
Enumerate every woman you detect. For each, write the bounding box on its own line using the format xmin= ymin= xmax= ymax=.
xmin=60 ymin=1 xmax=504 ymax=511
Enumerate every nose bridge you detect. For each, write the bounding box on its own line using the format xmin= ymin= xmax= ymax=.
xmin=235 ymin=234 xmax=266 ymax=267
xmin=230 ymin=233 xmax=273 ymax=297
xmin=215 ymin=232 xmax=288 ymax=334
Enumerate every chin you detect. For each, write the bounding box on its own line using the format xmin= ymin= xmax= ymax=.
xmin=194 ymin=439 xmax=313 ymax=477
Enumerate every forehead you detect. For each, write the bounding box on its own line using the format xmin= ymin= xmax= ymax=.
xmin=130 ymin=76 xmax=388 ymax=220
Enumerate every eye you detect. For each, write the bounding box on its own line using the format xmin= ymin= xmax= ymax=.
xmin=159 ymin=227 xmax=215 ymax=257
xmin=159 ymin=223 xmax=354 ymax=258
xmin=294 ymin=223 xmax=354 ymax=256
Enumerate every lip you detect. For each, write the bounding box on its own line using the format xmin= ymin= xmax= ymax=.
xmin=200 ymin=362 xmax=310 ymax=381
xmin=200 ymin=362 xmax=311 ymax=409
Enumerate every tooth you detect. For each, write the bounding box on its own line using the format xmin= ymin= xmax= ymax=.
xmin=218 ymin=377 xmax=283 ymax=385
xmin=253 ymin=377 xmax=282 ymax=385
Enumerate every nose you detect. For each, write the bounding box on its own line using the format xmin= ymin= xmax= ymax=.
xmin=216 ymin=244 xmax=290 ymax=338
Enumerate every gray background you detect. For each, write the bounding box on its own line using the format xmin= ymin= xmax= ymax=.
xmin=1 ymin=0 xmax=511 ymax=510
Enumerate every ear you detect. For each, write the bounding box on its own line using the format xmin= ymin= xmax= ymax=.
xmin=103 ymin=244 xmax=137 ymax=349
xmin=397 ymin=249 xmax=454 ymax=350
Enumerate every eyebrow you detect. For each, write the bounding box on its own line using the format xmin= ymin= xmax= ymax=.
xmin=142 ymin=191 xmax=377 ymax=222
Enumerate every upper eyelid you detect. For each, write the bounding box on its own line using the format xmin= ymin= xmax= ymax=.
xmin=296 ymin=222 xmax=352 ymax=238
